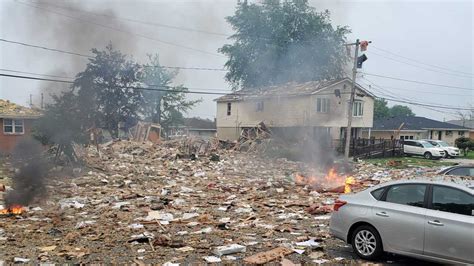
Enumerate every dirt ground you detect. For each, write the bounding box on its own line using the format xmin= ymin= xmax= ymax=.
xmin=0 ymin=140 xmax=466 ymax=264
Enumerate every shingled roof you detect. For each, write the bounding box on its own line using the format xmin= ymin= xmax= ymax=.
xmin=373 ymin=116 xmax=470 ymax=131
xmin=0 ymin=99 xmax=42 ymax=119
xmin=215 ymin=78 xmax=374 ymax=102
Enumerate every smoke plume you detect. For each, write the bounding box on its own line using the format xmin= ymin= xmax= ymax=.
xmin=5 ymin=138 xmax=49 ymax=207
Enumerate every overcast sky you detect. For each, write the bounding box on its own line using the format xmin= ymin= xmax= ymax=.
xmin=0 ymin=0 xmax=472 ymax=121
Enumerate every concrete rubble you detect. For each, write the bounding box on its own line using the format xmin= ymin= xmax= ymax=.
xmin=0 ymin=139 xmax=470 ymax=264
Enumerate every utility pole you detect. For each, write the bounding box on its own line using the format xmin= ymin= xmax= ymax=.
xmin=29 ymin=94 xmax=33 ymax=107
xmin=41 ymin=93 xmax=44 ymax=109
xmin=344 ymin=39 xmax=360 ymax=160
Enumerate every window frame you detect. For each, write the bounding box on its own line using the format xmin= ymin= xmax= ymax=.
xmin=458 ymin=131 xmax=465 ymax=136
xmin=226 ymin=102 xmax=232 ymax=116
xmin=352 ymin=101 xmax=364 ymax=117
xmin=256 ymin=101 xmax=264 ymax=112
xmin=380 ymin=183 xmax=429 ymax=208
xmin=427 ymin=184 xmax=473 ymax=216
xmin=316 ymin=97 xmax=330 ymax=113
xmin=3 ymin=118 xmax=25 ymax=135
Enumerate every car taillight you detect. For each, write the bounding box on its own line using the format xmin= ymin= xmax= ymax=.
xmin=333 ymin=199 xmax=347 ymax=211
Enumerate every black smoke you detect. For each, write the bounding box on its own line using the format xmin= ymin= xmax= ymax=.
xmin=5 ymin=138 xmax=49 ymax=207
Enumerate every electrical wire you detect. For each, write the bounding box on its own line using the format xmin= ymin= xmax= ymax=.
xmin=14 ymin=0 xmax=224 ymax=57
xmin=360 ymin=72 xmax=472 ymax=91
xmin=24 ymin=0 xmax=230 ymax=37
xmin=0 ymin=38 xmax=226 ymax=71
xmin=0 ymin=73 xmax=236 ymax=95
xmin=371 ymin=45 xmax=473 ymax=77
xmin=369 ymin=50 xmax=473 ymax=79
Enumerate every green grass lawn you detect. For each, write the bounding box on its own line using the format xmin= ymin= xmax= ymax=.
xmin=363 ymin=157 xmax=458 ymax=169
xmin=457 ymin=151 xmax=474 ymax=160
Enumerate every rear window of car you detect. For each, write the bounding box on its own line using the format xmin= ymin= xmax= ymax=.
xmin=385 ymin=184 xmax=426 ymax=207
xmin=370 ymin=187 xmax=385 ymax=200
xmin=432 ymin=185 xmax=473 ymax=216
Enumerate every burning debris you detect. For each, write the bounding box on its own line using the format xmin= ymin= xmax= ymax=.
xmin=1 ymin=139 xmax=49 ymax=214
xmin=294 ymin=167 xmax=356 ymax=193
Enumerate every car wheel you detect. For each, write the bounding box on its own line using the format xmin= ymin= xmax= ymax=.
xmin=351 ymin=225 xmax=383 ymax=260
xmin=443 ymin=151 xmax=449 ymax=158
xmin=423 ymin=152 xmax=432 ymax=159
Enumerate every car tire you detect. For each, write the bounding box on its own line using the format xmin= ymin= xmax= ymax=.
xmin=424 ymin=152 xmax=432 ymax=160
xmin=351 ymin=225 xmax=384 ymax=261
xmin=443 ymin=151 xmax=449 ymax=158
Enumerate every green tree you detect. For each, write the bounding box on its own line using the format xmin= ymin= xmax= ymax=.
xmin=374 ymin=98 xmax=390 ymax=120
xmin=219 ymin=0 xmax=350 ymax=89
xmin=73 ymin=43 xmax=143 ymax=138
xmin=390 ymin=105 xmax=415 ymax=117
xmin=373 ymin=98 xmax=415 ymax=119
xmin=455 ymin=137 xmax=474 ymax=156
xmin=140 ymin=54 xmax=201 ymax=135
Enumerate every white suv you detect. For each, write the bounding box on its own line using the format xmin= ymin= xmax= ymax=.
xmin=422 ymin=139 xmax=460 ymax=158
xmin=403 ymin=140 xmax=445 ymax=159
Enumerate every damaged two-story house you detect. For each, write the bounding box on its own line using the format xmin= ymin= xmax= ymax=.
xmin=215 ymin=78 xmax=375 ymax=142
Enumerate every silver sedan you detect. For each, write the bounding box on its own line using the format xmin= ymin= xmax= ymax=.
xmin=330 ymin=180 xmax=474 ymax=264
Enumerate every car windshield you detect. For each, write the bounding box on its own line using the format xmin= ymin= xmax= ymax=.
xmin=420 ymin=141 xmax=434 ymax=148
xmin=436 ymin=141 xmax=449 ymax=147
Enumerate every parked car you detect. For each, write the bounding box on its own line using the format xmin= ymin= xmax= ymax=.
xmin=439 ymin=165 xmax=474 ymax=176
xmin=330 ymin=180 xmax=473 ymax=264
xmin=422 ymin=139 xmax=460 ymax=158
xmin=403 ymin=140 xmax=445 ymax=159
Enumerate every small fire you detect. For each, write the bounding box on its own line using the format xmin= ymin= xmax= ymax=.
xmin=295 ymin=167 xmax=355 ymax=194
xmin=344 ymin=176 xmax=355 ymax=193
xmin=0 ymin=205 xmax=24 ymax=215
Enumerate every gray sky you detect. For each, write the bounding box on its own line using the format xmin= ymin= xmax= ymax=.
xmin=0 ymin=0 xmax=472 ymax=121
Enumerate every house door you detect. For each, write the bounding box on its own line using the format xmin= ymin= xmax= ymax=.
xmin=438 ymin=131 xmax=442 ymax=140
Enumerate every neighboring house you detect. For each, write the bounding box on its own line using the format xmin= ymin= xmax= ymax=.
xmin=169 ymin=117 xmax=217 ymax=139
xmin=446 ymin=119 xmax=474 ymax=139
xmin=0 ymin=99 xmax=42 ymax=154
xmin=362 ymin=116 xmax=470 ymax=146
xmin=215 ymin=78 xmax=375 ymax=141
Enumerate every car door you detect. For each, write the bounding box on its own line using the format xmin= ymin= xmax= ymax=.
xmin=424 ymin=185 xmax=474 ymax=263
xmin=415 ymin=142 xmax=425 ymax=155
xmin=371 ymin=184 xmax=427 ymax=254
xmin=403 ymin=141 xmax=415 ymax=154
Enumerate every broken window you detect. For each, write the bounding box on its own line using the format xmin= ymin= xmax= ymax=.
xmin=352 ymin=101 xmax=363 ymax=117
xmin=256 ymin=101 xmax=264 ymax=112
xmin=3 ymin=119 xmax=24 ymax=134
xmin=227 ymin=102 xmax=232 ymax=116
xmin=316 ymin=98 xmax=329 ymax=113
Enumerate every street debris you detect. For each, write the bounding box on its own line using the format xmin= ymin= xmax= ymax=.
xmin=0 ymin=139 xmax=467 ymax=264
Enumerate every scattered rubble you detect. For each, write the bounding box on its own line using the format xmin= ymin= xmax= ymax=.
xmin=0 ymin=139 xmax=469 ymax=264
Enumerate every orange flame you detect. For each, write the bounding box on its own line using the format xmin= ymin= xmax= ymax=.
xmin=0 ymin=205 xmax=24 ymax=215
xmin=295 ymin=168 xmax=355 ymax=194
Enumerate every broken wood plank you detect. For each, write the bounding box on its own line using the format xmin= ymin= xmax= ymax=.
xmin=243 ymin=247 xmax=294 ymax=264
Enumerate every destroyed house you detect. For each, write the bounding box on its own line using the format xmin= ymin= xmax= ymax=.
xmin=0 ymin=99 xmax=42 ymax=154
xmin=215 ymin=78 xmax=375 ymax=141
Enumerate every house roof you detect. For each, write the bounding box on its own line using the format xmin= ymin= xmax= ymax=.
xmin=446 ymin=119 xmax=474 ymax=129
xmin=215 ymin=78 xmax=374 ymax=102
xmin=372 ymin=116 xmax=470 ymax=131
xmin=0 ymin=99 xmax=42 ymax=119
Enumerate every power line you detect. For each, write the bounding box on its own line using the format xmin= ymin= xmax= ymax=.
xmin=0 ymin=73 xmax=235 ymax=95
xmin=14 ymin=1 xmax=224 ymax=58
xmin=360 ymin=79 xmax=472 ymax=111
xmin=0 ymin=68 xmax=74 ymax=79
xmin=0 ymin=38 xmax=226 ymax=71
xmin=369 ymin=50 xmax=473 ymax=79
xmin=360 ymin=72 xmax=472 ymax=91
xmin=25 ymin=0 xmax=230 ymax=37
xmin=371 ymin=45 xmax=473 ymax=77
xmin=0 ymin=38 xmax=91 ymax=58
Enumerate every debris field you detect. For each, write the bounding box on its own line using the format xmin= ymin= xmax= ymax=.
xmin=0 ymin=140 xmax=466 ymax=264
